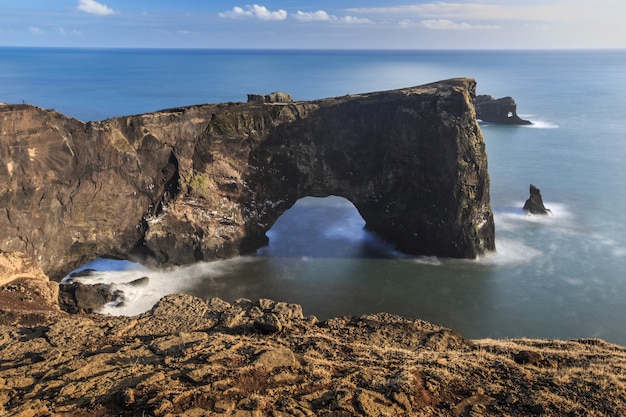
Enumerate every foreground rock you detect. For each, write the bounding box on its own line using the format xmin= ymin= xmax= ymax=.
xmin=0 ymin=78 xmax=494 ymax=279
xmin=475 ymin=95 xmax=532 ymax=125
xmin=1 ymin=264 xmax=625 ymax=416
xmin=0 ymin=251 xmax=61 ymax=326
xmin=523 ymin=184 xmax=551 ymax=215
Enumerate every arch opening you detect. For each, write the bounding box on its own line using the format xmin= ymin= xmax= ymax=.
xmin=257 ymin=196 xmax=396 ymax=259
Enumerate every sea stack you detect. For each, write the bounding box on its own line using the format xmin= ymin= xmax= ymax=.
xmin=523 ymin=184 xmax=551 ymax=214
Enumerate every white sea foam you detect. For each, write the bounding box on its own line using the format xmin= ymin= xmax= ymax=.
xmin=323 ymin=221 xmax=366 ymax=242
xmin=493 ymin=201 xmax=574 ymax=232
xmin=477 ymin=238 xmax=542 ymax=266
xmin=404 ymin=256 xmax=442 ymax=266
xmin=516 ymin=113 xmax=559 ymax=129
xmin=523 ymin=120 xmax=559 ymax=129
xmin=64 ymin=257 xmax=258 ymax=316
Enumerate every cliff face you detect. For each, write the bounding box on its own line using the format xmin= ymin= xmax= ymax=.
xmin=0 ymin=78 xmax=495 ymax=279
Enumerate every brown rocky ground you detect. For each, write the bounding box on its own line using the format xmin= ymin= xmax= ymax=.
xmin=1 ymin=253 xmax=626 ymax=416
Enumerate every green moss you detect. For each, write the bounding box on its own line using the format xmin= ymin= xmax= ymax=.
xmin=181 ymin=169 xmax=211 ymax=199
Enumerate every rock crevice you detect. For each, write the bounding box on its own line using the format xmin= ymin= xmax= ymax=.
xmin=0 ymin=78 xmax=495 ymax=278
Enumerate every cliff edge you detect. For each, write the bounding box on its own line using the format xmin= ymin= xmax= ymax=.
xmin=1 ymin=258 xmax=625 ymax=416
xmin=0 ymin=78 xmax=494 ymax=279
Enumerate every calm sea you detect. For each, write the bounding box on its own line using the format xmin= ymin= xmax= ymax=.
xmin=2 ymin=48 xmax=626 ymax=344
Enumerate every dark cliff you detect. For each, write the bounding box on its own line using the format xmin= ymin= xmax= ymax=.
xmin=0 ymin=78 xmax=495 ymax=279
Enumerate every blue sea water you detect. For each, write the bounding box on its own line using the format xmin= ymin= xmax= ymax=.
xmin=2 ymin=47 xmax=626 ymax=344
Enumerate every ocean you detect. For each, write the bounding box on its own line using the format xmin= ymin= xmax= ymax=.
xmin=2 ymin=47 xmax=626 ymax=344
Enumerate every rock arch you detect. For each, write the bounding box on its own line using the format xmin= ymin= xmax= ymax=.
xmin=0 ymin=78 xmax=495 ymax=279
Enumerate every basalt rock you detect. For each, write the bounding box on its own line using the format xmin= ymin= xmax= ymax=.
xmin=475 ymin=94 xmax=532 ymax=125
xmin=247 ymin=91 xmax=293 ymax=104
xmin=0 ymin=78 xmax=495 ymax=279
xmin=58 ymin=281 xmax=120 ymax=313
xmin=1 ymin=289 xmax=626 ymax=416
xmin=523 ymin=184 xmax=551 ymax=215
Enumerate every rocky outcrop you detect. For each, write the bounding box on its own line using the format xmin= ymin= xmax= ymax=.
xmin=247 ymin=91 xmax=293 ymax=104
xmin=523 ymin=184 xmax=551 ymax=215
xmin=58 ymin=281 xmax=120 ymax=313
xmin=1 ymin=281 xmax=626 ymax=416
xmin=475 ymin=95 xmax=532 ymax=125
xmin=0 ymin=78 xmax=495 ymax=279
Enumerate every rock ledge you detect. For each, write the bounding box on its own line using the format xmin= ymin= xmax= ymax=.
xmin=1 ymin=260 xmax=625 ymax=416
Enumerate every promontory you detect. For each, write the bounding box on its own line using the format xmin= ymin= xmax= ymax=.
xmin=0 ymin=78 xmax=494 ymax=279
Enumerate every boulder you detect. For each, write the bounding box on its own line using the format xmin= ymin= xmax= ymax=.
xmin=0 ymin=79 xmax=495 ymax=278
xmin=475 ymin=94 xmax=532 ymax=125
xmin=58 ymin=282 xmax=120 ymax=313
xmin=523 ymin=184 xmax=551 ymax=215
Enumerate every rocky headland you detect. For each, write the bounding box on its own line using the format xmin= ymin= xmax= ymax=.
xmin=2 ymin=80 xmax=625 ymax=415
xmin=1 ymin=78 xmax=494 ymax=280
xmin=1 ymin=252 xmax=625 ymax=416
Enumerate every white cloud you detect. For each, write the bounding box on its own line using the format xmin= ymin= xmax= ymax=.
xmin=340 ymin=16 xmax=373 ymax=24
xmin=293 ymin=10 xmax=332 ymax=22
xmin=219 ymin=5 xmax=287 ymax=21
xmin=28 ymin=26 xmax=44 ymax=35
xmin=77 ymin=0 xmax=116 ymax=16
xmin=419 ymin=19 xmax=499 ymax=30
xmin=293 ymin=10 xmax=372 ymax=24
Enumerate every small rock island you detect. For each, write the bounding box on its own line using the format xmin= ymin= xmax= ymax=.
xmin=523 ymin=184 xmax=551 ymax=215
xmin=475 ymin=94 xmax=532 ymax=125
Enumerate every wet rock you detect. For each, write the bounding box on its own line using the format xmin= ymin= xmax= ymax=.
xmin=69 ymin=268 xmax=97 ymax=278
xmin=126 ymin=276 xmax=150 ymax=287
xmin=58 ymin=282 xmax=118 ymax=313
xmin=523 ymin=184 xmax=551 ymax=215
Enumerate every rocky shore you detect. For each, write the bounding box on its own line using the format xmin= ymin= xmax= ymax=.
xmin=1 ymin=252 xmax=625 ymax=416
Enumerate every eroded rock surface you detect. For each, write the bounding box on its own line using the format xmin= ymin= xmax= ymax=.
xmin=1 ymin=286 xmax=625 ymax=416
xmin=0 ymin=79 xmax=495 ymax=279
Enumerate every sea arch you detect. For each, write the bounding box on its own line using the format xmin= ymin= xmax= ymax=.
xmin=0 ymin=79 xmax=495 ymax=279
xmin=232 ymin=90 xmax=495 ymax=261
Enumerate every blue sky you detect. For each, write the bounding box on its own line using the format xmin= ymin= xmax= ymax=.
xmin=1 ymin=0 xmax=625 ymax=49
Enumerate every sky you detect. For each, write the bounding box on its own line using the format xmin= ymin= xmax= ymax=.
xmin=1 ymin=0 xmax=625 ymax=49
